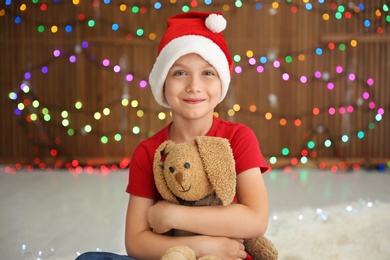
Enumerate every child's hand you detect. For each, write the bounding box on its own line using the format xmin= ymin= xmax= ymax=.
xmin=147 ymin=200 xmax=175 ymax=234
xmin=197 ymin=236 xmax=247 ymax=259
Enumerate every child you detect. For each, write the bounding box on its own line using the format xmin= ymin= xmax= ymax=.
xmin=78 ymin=11 xmax=269 ymax=260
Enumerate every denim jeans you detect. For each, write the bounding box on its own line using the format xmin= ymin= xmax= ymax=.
xmin=75 ymin=252 xmax=136 ymax=260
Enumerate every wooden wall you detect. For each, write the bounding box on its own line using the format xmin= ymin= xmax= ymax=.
xmin=1 ymin=1 xmax=389 ymax=168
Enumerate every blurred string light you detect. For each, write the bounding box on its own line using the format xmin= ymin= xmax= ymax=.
xmin=1 ymin=1 xmax=388 ymax=35
xmin=2 ymin=1 xmax=389 ymax=172
xmin=268 ymin=198 xmax=387 ymax=243
xmin=8 ymin=38 xmax=383 ymax=137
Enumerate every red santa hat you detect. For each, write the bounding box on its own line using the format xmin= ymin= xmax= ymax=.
xmin=149 ymin=12 xmax=233 ymax=108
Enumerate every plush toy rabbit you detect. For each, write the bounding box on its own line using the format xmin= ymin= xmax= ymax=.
xmin=153 ymin=136 xmax=278 ymax=260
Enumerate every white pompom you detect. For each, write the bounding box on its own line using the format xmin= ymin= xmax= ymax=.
xmin=205 ymin=13 xmax=227 ymax=33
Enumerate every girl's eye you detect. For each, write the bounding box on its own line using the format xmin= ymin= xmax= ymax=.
xmin=203 ymin=71 xmax=215 ymax=76
xmin=184 ymin=162 xmax=190 ymax=169
xmin=169 ymin=166 xmax=175 ymax=173
xmin=173 ymin=70 xmax=186 ymax=76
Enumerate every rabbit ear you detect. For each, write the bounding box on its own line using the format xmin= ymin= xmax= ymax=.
xmin=153 ymin=141 xmax=179 ymax=204
xmin=195 ymin=136 xmax=236 ymax=206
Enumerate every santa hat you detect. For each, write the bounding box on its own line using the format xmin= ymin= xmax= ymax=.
xmin=149 ymin=12 xmax=232 ymax=108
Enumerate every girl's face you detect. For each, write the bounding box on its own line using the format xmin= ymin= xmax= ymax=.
xmin=164 ymin=53 xmax=222 ymax=120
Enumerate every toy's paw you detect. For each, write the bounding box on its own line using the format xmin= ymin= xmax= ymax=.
xmin=244 ymin=236 xmax=278 ymax=260
xmin=162 ymin=245 xmax=197 ymax=260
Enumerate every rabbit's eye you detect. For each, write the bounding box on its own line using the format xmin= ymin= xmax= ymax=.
xmin=169 ymin=166 xmax=175 ymax=173
xmin=184 ymin=162 xmax=190 ymax=169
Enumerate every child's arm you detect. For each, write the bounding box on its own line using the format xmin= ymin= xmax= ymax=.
xmin=148 ymin=167 xmax=268 ymax=239
xmin=125 ymin=195 xmax=248 ymax=259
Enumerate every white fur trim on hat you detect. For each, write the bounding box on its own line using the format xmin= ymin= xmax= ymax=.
xmin=149 ymin=35 xmax=231 ymax=108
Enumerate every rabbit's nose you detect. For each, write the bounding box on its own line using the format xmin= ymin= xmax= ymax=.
xmin=175 ymin=172 xmax=183 ymax=184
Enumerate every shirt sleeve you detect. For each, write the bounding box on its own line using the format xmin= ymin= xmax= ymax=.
xmin=126 ymin=143 xmax=158 ymax=199
xmin=230 ymin=125 xmax=269 ymax=174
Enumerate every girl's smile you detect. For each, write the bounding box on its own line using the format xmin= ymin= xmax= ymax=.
xmin=182 ymin=98 xmax=206 ymax=104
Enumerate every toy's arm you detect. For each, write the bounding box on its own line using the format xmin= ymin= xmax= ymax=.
xmin=125 ymin=195 xmax=247 ymax=259
xmin=148 ymin=167 xmax=269 ymax=239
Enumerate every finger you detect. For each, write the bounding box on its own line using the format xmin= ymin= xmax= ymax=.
xmin=241 ymin=252 xmax=249 ymax=259
xmin=235 ymin=239 xmax=245 ymax=250
xmin=236 ymin=251 xmax=247 ymax=260
xmin=234 ymin=238 xmax=244 ymax=243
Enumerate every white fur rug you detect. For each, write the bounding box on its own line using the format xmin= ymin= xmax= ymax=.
xmin=266 ymin=200 xmax=390 ymax=260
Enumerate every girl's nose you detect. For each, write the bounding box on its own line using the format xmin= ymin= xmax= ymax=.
xmin=186 ymin=76 xmax=201 ymax=92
